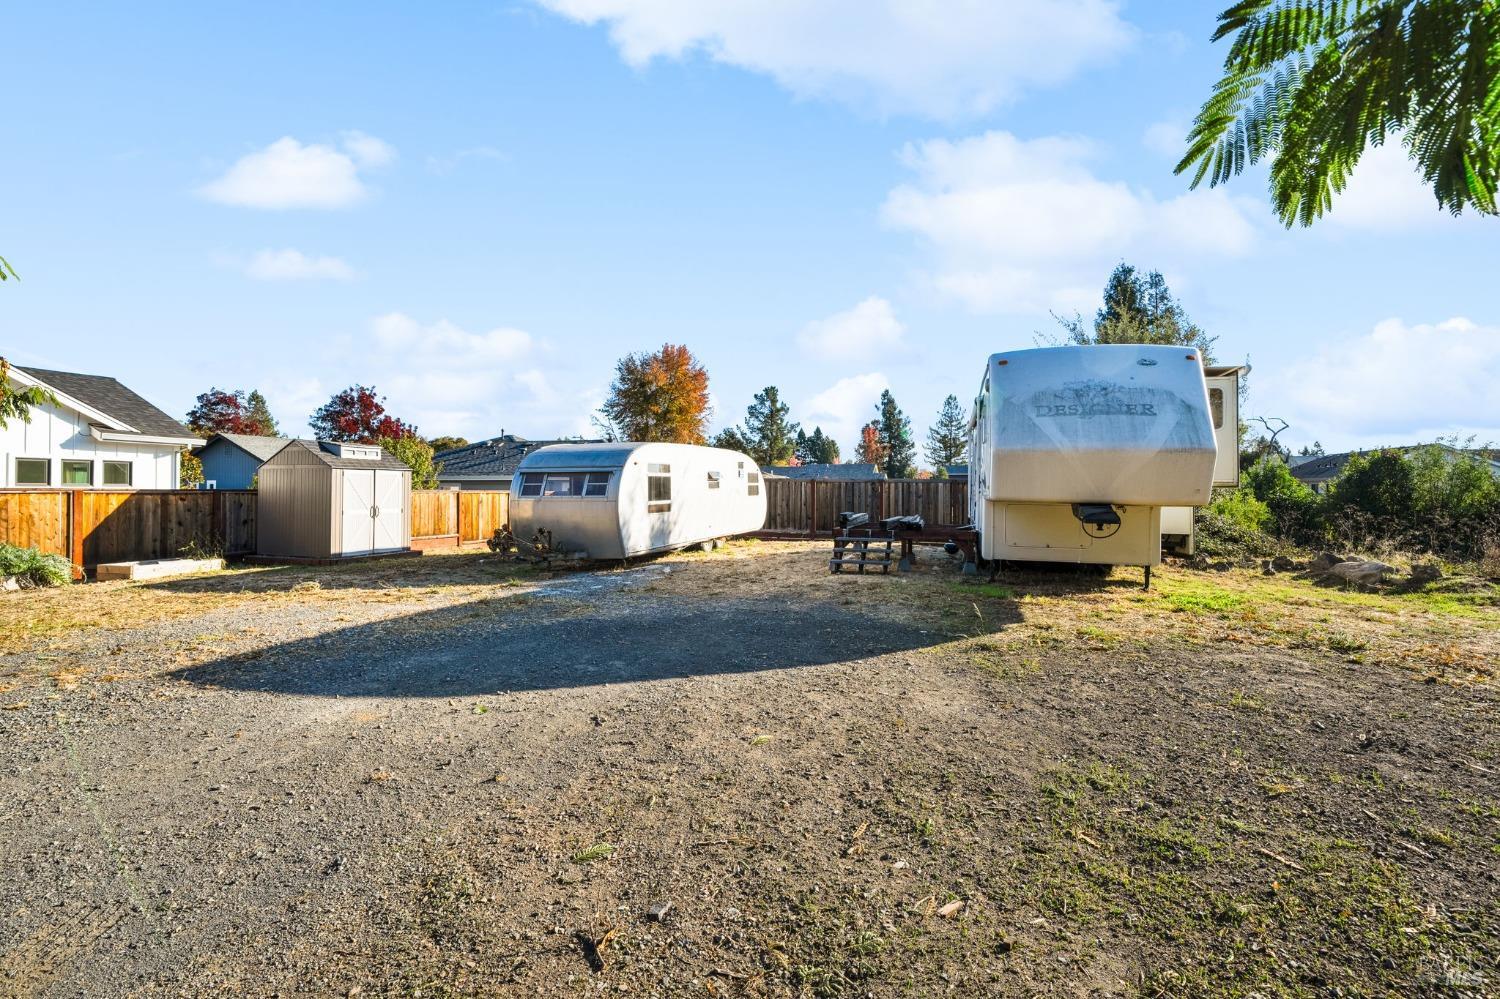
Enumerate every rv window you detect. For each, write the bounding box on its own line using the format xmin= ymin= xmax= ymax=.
xmin=747 ymin=470 xmax=760 ymax=496
xmin=1209 ymin=388 xmax=1224 ymax=429
xmin=583 ymin=472 xmax=610 ymax=497
xmin=649 ymin=463 xmax=670 ymax=474
xmin=647 ymin=469 xmax=671 ymax=512
xmin=518 ymin=473 xmax=544 ymax=497
xmin=706 ymin=471 xmax=721 ymax=489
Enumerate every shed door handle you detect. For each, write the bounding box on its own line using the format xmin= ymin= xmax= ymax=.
xmin=371 ymin=505 xmax=379 ymax=518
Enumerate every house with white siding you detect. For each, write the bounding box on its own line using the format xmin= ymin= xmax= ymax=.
xmin=1 ymin=365 xmax=202 ymax=489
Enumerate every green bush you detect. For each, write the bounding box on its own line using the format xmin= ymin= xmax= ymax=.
xmin=1243 ymin=457 xmax=1321 ymax=543
xmin=0 ymin=543 xmax=75 ymax=588
xmin=1205 ymin=488 xmax=1271 ymax=533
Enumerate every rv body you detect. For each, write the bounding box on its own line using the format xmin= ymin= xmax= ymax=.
xmin=967 ymin=345 xmax=1240 ymax=568
xmin=509 ymin=442 xmax=767 ymax=560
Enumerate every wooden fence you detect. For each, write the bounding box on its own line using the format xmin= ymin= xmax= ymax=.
xmin=1 ymin=487 xmax=509 ymax=574
xmin=410 ymin=489 xmax=509 ymax=547
xmin=0 ymin=489 xmax=257 ymax=574
xmin=761 ymin=477 xmax=968 ymax=535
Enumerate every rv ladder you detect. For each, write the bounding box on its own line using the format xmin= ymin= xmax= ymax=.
xmin=830 ymin=530 xmax=896 ymax=574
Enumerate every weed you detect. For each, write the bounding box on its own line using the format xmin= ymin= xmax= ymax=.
xmin=571 ymin=843 xmax=614 ymax=864
xmin=1326 ymin=632 xmax=1369 ymax=654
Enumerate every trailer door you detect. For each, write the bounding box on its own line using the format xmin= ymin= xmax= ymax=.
xmin=1206 ymin=372 xmax=1240 ymax=487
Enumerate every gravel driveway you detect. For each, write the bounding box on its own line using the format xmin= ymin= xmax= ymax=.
xmin=1 ymin=543 xmax=1495 ymax=997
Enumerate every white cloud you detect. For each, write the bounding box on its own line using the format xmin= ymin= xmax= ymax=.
xmin=1325 ymin=141 xmax=1447 ymax=232
xmin=881 ymin=130 xmax=1259 ymax=313
xmin=534 ymin=0 xmax=1135 ymax=117
xmin=1261 ymin=317 xmax=1500 ymax=447
xmin=805 ymin=371 xmax=890 ymax=453
xmin=244 ymin=248 xmax=357 ymax=282
xmin=199 ymin=133 xmax=395 ymax=209
xmin=371 ymin=313 xmax=532 ymax=363
xmin=797 ymin=297 xmax=904 ymax=359
xmin=1142 ymin=120 xmax=1184 ymax=159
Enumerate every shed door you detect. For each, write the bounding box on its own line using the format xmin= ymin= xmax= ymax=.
xmin=371 ymin=470 xmax=406 ymax=551
xmin=1206 ymin=373 xmax=1241 ymax=487
xmin=340 ymin=471 xmax=376 ymax=555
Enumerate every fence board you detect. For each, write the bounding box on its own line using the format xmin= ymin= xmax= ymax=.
xmin=0 ymin=490 xmax=69 ymax=557
xmin=762 ymin=478 xmax=968 ymax=535
xmin=410 ymin=490 xmax=459 ymax=539
xmin=458 ymin=491 xmax=508 ymax=544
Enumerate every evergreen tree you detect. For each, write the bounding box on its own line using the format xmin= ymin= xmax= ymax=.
xmin=740 ymin=386 xmax=799 ymax=466
xmin=924 ymin=394 xmax=968 ymax=469
xmin=795 ymin=427 xmax=840 ymax=465
xmin=245 ymin=390 xmax=280 ymax=437
xmin=713 ymin=426 xmax=753 ymax=454
xmin=875 ymin=390 xmax=915 ymax=479
xmin=1050 ymin=264 xmax=1216 ymax=362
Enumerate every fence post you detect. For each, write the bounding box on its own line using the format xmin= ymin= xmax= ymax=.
xmin=68 ymin=491 xmax=85 ymax=578
xmin=808 ymin=480 xmax=818 ymax=540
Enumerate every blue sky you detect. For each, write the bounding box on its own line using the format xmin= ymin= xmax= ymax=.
xmin=2 ymin=1 xmax=1496 ymax=456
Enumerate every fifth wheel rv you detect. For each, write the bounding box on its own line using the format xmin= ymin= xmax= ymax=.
xmin=967 ymin=345 xmax=1242 ymax=582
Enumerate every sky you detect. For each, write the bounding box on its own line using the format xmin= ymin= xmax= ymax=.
xmin=2 ymin=1 xmax=1496 ymax=458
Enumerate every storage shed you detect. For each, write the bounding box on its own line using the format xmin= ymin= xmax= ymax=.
xmin=255 ymin=440 xmax=412 ymax=560
xmin=510 ymin=442 xmax=766 ymax=560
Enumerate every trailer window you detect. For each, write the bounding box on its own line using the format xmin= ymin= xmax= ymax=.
xmin=543 ymin=474 xmax=581 ymax=496
xmin=747 ymin=471 xmax=760 ymax=497
xmin=647 ymin=464 xmax=671 ymax=512
xmin=518 ymin=472 xmax=544 ymax=497
xmin=706 ymin=471 xmax=721 ymax=489
xmin=583 ymin=472 xmax=610 ymax=497
xmin=1208 ymin=388 xmax=1224 ymax=429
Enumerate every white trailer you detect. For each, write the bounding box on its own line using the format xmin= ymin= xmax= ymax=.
xmin=509 ymin=442 xmax=767 ymax=560
xmin=967 ymin=345 xmax=1242 ymax=577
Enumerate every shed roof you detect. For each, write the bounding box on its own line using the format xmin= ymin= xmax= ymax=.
xmin=269 ymin=439 xmax=412 ymax=471
xmin=435 ymin=435 xmax=606 ymax=479
xmin=763 ymin=463 xmax=882 ymax=481
xmin=196 ymin=432 xmax=292 ymax=462
xmin=16 ymin=365 xmax=197 ymax=440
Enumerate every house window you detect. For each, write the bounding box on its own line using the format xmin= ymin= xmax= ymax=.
xmin=1209 ymin=388 xmax=1224 ymax=429
xmin=747 ymin=471 xmax=761 ymax=497
xmin=61 ymin=460 xmax=94 ymax=486
xmin=15 ymin=458 xmax=50 ymax=485
xmin=104 ymin=460 xmax=133 ymax=486
xmin=706 ymin=470 xmax=721 ymax=489
xmin=647 ymin=463 xmax=671 ymax=512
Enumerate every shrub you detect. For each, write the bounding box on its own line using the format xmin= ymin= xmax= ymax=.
xmin=1205 ymin=488 xmax=1271 ymax=533
xmin=0 ymin=543 xmax=75 ymax=588
xmin=1243 ymin=457 xmax=1321 ymax=543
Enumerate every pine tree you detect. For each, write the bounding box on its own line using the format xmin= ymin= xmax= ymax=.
xmin=740 ymin=386 xmax=799 ymax=466
xmin=713 ymin=426 xmax=753 ymax=454
xmin=796 ymin=427 xmax=840 ymax=465
xmin=245 ymin=390 xmax=280 ymax=437
xmin=924 ymin=394 xmax=968 ymax=469
xmin=875 ymin=390 xmax=915 ymax=479
xmin=1051 ymin=264 xmax=1216 ymax=362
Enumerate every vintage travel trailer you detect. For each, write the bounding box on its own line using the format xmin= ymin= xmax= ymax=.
xmin=967 ymin=345 xmax=1242 ymax=575
xmin=508 ymin=442 xmax=767 ymax=560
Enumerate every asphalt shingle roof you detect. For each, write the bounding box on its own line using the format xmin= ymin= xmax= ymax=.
xmin=762 ymin=463 xmax=882 ymax=481
xmin=17 ymin=365 xmax=196 ymax=439
xmin=200 ymin=432 xmax=292 ymax=462
xmin=435 ymin=436 xmax=604 ymax=479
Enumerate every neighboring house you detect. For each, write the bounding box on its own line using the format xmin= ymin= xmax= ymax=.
xmin=945 ymin=463 xmax=969 ymax=482
xmin=434 ymin=434 xmax=605 ymax=491
xmin=2 ymin=365 xmax=201 ymax=488
xmin=193 ymin=433 xmax=292 ymax=489
xmin=762 ymin=463 xmax=882 ymax=481
xmin=1289 ymin=444 xmax=1500 ymax=494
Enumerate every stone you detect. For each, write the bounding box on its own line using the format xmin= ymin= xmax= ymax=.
xmin=1271 ymin=555 xmax=1298 ymax=572
xmin=1409 ymin=562 xmax=1443 ymax=584
xmin=1327 ymin=560 xmax=1397 ymax=588
xmin=646 ymin=901 xmax=672 ymax=922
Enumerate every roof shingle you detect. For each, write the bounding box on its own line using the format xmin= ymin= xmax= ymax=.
xmin=17 ymin=365 xmax=196 ymax=439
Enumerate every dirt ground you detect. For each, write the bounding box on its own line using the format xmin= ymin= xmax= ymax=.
xmin=1 ymin=541 xmax=1496 ymax=998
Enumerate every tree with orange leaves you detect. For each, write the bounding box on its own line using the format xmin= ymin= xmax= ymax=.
xmin=854 ymin=420 xmax=886 ymax=471
xmin=597 ymin=344 xmax=711 ymax=443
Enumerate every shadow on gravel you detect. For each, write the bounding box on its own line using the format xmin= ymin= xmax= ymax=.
xmin=171 ymin=595 xmax=1015 ymax=698
xmin=139 ymin=551 xmax=531 ymax=595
